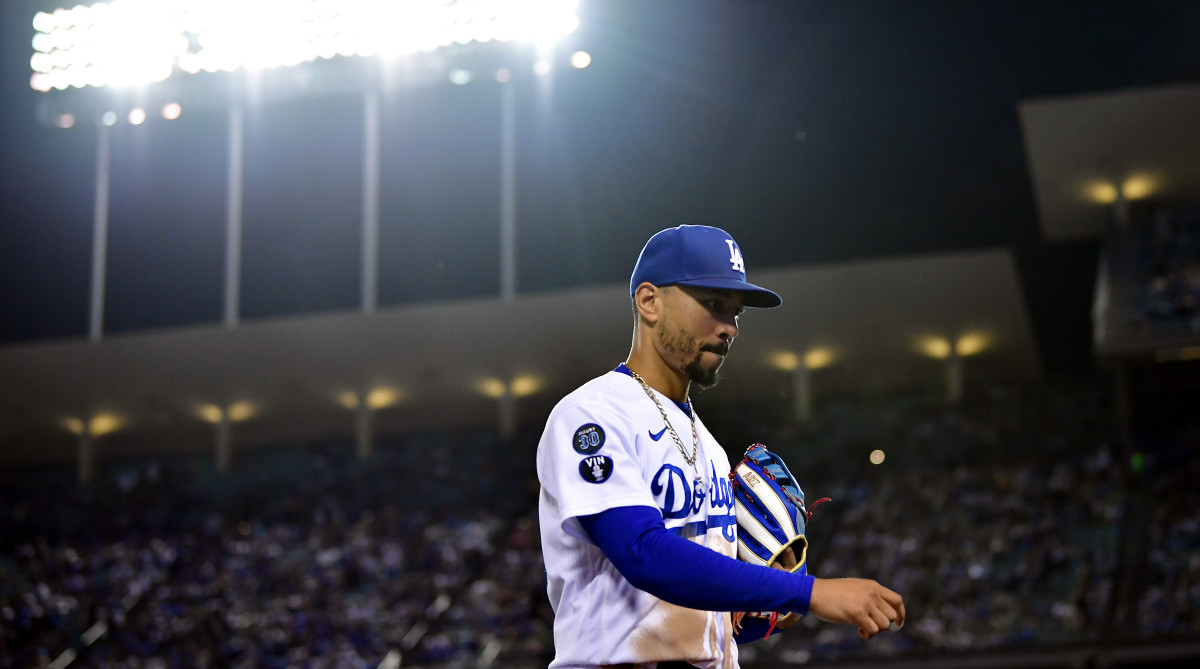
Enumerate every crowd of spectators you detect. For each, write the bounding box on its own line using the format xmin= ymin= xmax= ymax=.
xmin=1 ymin=431 xmax=547 ymax=669
xmin=3 ymin=379 xmax=1198 ymax=668
xmin=1137 ymin=205 xmax=1200 ymax=336
xmin=1139 ymin=426 xmax=1200 ymax=639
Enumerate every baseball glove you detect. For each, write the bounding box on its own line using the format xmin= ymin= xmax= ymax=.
xmin=729 ymin=443 xmax=830 ymax=638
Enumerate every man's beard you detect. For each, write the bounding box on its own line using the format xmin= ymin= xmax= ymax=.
xmin=685 ymin=351 xmax=722 ymax=390
xmin=660 ymin=315 xmax=727 ymax=390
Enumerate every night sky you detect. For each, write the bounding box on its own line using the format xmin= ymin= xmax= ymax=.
xmin=2 ymin=1 xmax=1199 ymax=375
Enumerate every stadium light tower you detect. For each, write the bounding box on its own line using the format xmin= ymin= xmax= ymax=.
xmin=31 ymin=0 xmax=581 ymax=336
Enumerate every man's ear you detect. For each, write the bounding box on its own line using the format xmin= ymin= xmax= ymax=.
xmin=633 ymin=282 xmax=662 ymax=326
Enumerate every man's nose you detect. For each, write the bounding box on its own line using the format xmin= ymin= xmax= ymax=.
xmin=716 ymin=317 xmax=738 ymax=341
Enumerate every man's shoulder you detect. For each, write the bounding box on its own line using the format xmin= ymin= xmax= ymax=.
xmin=549 ymin=371 xmax=642 ymax=422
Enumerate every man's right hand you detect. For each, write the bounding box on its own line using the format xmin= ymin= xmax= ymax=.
xmin=808 ymin=577 xmax=905 ymax=640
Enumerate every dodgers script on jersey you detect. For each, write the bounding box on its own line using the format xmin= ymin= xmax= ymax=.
xmin=537 ymin=370 xmax=740 ymax=669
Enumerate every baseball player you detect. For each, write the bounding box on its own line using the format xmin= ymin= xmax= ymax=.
xmin=536 ymin=225 xmax=905 ymax=668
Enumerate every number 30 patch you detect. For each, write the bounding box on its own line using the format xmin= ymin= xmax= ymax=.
xmin=572 ymin=423 xmax=605 ymax=455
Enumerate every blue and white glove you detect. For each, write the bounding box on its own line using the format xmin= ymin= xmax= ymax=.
xmin=730 ymin=443 xmax=830 ymax=637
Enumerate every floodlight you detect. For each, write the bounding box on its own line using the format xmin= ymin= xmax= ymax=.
xmin=226 ymin=402 xmax=257 ymax=422
xmin=1084 ymin=181 xmax=1118 ymax=204
xmin=803 ymin=347 xmax=835 ymax=370
xmin=495 ymin=68 xmax=512 ymax=83
xmin=366 ymin=387 xmax=402 ymax=409
xmin=198 ymin=404 xmax=224 ymax=424
xmin=128 ymin=107 xmax=146 ymax=125
xmin=1122 ymin=174 xmax=1156 ymax=200
xmin=336 ymin=391 xmax=359 ymax=410
xmin=32 ymin=11 xmax=56 ymax=33
xmin=100 ymin=110 xmax=117 ymax=125
xmin=570 ymin=50 xmax=591 ymax=69
xmin=162 ymin=102 xmax=182 ymax=119
xmin=476 ymin=377 xmax=507 ymax=399
xmin=31 ymin=52 xmax=53 ymax=73
xmin=89 ymin=413 xmax=122 ymax=436
xmin=31 ymin=0 xmax=581 ymax=92
xmin=533 ymin=58 xmax=551 ymax=76
xmin=768 ymin=351 xmax=800 ymax=371
xmin=449 ymin=68 xmax=471 ymax=85
xmin=955 ymin=333 xmax=988 ymax=357
xmin=63 ymin=416 xmax=86 ymax=435
xmin=510 ymin=375 xmax=543 ymax=398
xmin=56 ymin=113 xmax=75 ymax=128
xmin=917 ymin=336 xmax=951 ymax=359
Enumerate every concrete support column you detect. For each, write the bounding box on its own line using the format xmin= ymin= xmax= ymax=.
xmin=215 ymin=412 xmax=233 ymax=473
xmin=946 ymin=351 xmax=964 ymax=404
xmin=499 ymin=390 xmax=516 ymax=442
xmin=792 ymin=364 xmax=812 ymax=423
xmin=1113 ymin=184 xmax=1130 ymax=228
xmin=77 ymin=424 xmax=96 ymax=484
xmin=356 ymin=400 xmax=374 ymax=460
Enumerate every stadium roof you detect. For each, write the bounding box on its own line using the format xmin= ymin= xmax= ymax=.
xmin=1020 ymin=84 xmax=1200 ymax=241
xmin=0 ymin=248 xmax=1038 ymax=465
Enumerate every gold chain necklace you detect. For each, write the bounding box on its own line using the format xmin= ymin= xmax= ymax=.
xmin=628 ymin=368 xmax=702 ymax=484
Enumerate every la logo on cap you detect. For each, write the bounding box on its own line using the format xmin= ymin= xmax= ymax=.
xmin=725 ymin=240 xmax=745 ymax=272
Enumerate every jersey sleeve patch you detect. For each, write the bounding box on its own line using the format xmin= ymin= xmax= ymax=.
xmin=579 ymin=455 xmax=614 ymax=483
xmin=572 ymin=423 xmax=606 ymax=454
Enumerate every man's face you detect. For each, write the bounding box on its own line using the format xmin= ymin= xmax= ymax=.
xmin=656 ymin=285 xmax=745 ymax=390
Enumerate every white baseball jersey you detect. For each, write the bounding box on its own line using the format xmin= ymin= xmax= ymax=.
xmin=537 ymin=369 xmax=740 ymax=669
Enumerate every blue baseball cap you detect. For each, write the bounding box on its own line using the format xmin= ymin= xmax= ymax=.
xmin=630 ymin=225 xmax=782 ymax=308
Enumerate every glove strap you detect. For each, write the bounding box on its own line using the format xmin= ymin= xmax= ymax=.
xmin=763 ymin=611 xmax=781 ymax=639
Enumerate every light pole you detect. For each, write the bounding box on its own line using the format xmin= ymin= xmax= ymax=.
xmin=89 ymin=121 xmax=112 ymax=342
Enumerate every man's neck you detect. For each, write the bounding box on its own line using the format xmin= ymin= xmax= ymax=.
xmin=625 ymin=351 xmax=690 ymax=404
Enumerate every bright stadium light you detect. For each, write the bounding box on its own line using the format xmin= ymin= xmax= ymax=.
xmin=63 ymin=416 xmax=86 ymax=435
xmin=476 ymin=377 xmax=507 ymax=399
xmin=162 ymin=102 xmax=182 ymax=120
xmin=128 ymin=107 xmax=146 ymax=125
xmin=803 ymin=347 xmax=835 ymax=370
xmin=62 ymin=413 xmax=124 ymax=436
xmin=570 ymin=50 xmax=591 ymax=69
xmin=336 ymin=391 xmax=360 ymax=410
xmin=89 ymin=413 xmax=123 ymax=437
xmin=955 ymin=333 xmax=989 ymax=357
xmin=198 ymin=404 xmax=224 ymax=424
xmin=366 ymin=386 xmax=402 ymax=409
xmin=510 ymin=375 xmax=543 ymax=398
xmin=31 ymin=0 xmax=582 ymax=92
xmin=768 ymin=350 xmax=800 ymax=371
xmin=56 ymin=113 xmax=75 ymax=128
xmin=917 ymin=336 xmax=952 ymax=360
xmin=1083 ymin=181 xmax=1118 ymax=204
xmin=1122 ymin=174 xmax=1156 ymax=200
xmin=226 ymin=402 xmax=257 ymax=422
xmin=100 ymin=110 xmax=117 ymax=126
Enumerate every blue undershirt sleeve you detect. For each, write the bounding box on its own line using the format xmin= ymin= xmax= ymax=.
xmin=576 ymin=505 xmax=814 ymax=618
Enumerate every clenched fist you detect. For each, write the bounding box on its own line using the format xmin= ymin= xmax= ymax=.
xmin=808 ymin=577 xmax=905 ymax=640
